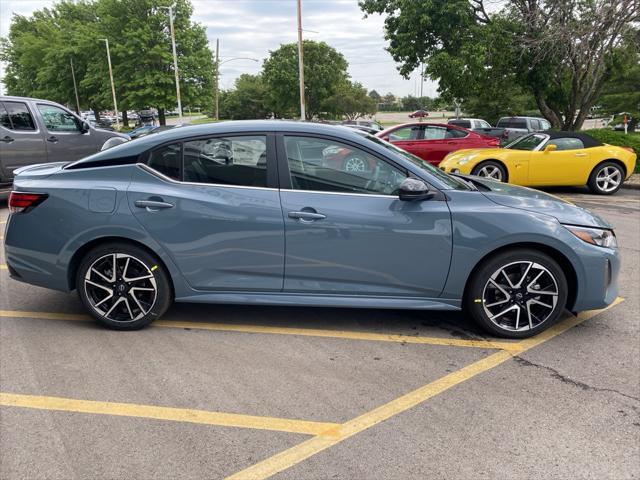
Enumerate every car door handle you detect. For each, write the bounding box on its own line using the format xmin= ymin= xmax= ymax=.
xmin=46 ymin=136 xmax=59 ymax=143
xmin=288 ymin=211 xmax=326 ymax=221
xmin=134 ymin=199 xmax=174 ymax=210
xmin=1 ymin=135 xmax=14 ymax=143
xmin=575 ymin=153 xmax=587 ymax=157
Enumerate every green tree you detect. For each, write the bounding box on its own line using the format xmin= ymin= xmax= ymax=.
xmin=262 ymin=40 xmax=348 ymax=119
xmin=220 ymin=74 xmax=269 ymax=120
xmin=360 ymin=0 xmax=639 ymax=130
xmin=368 ymin=89 xmax=382 ymax=102
xmin=323 ymin=81 xmax=377 ymax=120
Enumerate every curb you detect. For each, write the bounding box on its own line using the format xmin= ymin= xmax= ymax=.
xmin=621 ymin=182 xmax=640 ymax=190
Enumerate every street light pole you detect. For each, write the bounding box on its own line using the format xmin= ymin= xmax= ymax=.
xmin=161 ymin=5 xmax=182 ymax=122
xmin=296 ymin=0 xmax=305 ymax=120
xmin=214 ymin=54 xmax=258 ymax=121
xmin=215 ymin=38 xmax=220 ymax=121
xmin=70 ymin=57 xmax=81 ymax=115
xmin=99 ymin=38 xmax=120 ymax=130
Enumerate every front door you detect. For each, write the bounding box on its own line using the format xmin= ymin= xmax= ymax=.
xmin=0 ymin=101 xmax=47 ymax=181
xmin=279 ymin=135 xmax=452 ymax=297
xmin=527 ymin=137 xmax=591 ymax=186
xmin=128 ymin=134 xmax=285 ymax=292
xmin=35 ymin=103 xmax=98 ymax=162
xmin=386 ymin=125 xmax=425 ymax=161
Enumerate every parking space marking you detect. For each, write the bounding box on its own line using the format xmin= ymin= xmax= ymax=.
xmin=0 ymin=392 xmax=342 ymax=437
xmin=0 ymin=309 xmax=520 ymax=351
xmin=226 ymin=297 xmax=624 ymax=480
xmin=0 ymin=264 xmax=6 ymax=270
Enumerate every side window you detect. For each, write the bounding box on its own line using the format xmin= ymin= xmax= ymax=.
xmin=183 ymin=135 xmax=267 ymax=187
xmin=147 ymin=143 xmax=182 ymax=181
xmin=389 ymin=126 xmax=422 ymax=141
xmin=530 ymin=119 xmax=541 ymax=131
xmin=37 ymin=104 xmax=80 ymax=132
xmin=479 ymin=120 xmax=491 ymax=128
xmin=446 ymin=127 xmax=467 ymax=138
xmin=540 ymin=119 xmax=551 ymax=130
xmin=3 ymin=101 xmax=36 ymax=131
xmin=548 ymin=138 xmax=584 ymax=151
xmin=423 ymin=126 xmax=447 ymax=140
xmin=284 ymin=136 xmax=407 ymax=195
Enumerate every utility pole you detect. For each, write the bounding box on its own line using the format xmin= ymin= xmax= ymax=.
xmin=296 ymin=0 xmax=305 ymax=120
xmin=70 ymin=57 xmax=81 ymax=115
xmin=100 ymin=38 xmax=120 ymax=130
xmin=215 ymin=38 xmax=220 ymax=121
xmin=161 ymin=5 xmax=182 ymax=122
xmin=420 ymin=62 xmax=424 ymax=99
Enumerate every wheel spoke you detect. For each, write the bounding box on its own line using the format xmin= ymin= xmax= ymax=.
xmin=489 ymin=304 xmax=519 ymax=321
xmin=86 ymin=278 xmax=112 ymax=293
xmin=513 ymin=262 xmax=533 ymax=288
xmin=500 ymin=269 xmax=516 ymax=288
xmin=104 ymin=296 xmax=125 ymax=318
xmin=129 ymin=290 xmax=148 ymax=315
xmin=488 ymin=278 xmax=511 ymax=299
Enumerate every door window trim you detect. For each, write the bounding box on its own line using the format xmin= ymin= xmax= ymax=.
xmin=139 ymin=132 xmax=279 ymax=190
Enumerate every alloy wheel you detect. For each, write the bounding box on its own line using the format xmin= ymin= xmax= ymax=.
xmin=477 ymin=165 xmax=504 ymax=181
xmin=84 ymin=253 xmax=157 ymax=323
xmin=482 ymin=261 xmax=559 ymax=332
xmin=344 ymin=156 xmax=368 ymax=173
xmin=595 ymin=166 xmax=621 ymax=193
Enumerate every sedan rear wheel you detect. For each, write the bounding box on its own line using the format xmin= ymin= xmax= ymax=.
xmin=465 ymin=250 xmax=567 ymax=338
xmin=77 ymin=242 xmax=172 ymax=330
xmin=472 ymin=161 xmax=507 ymax=182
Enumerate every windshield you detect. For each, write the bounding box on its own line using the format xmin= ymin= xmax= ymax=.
xmin=505 ymin=133 xmax=547 ymax=151
xmin=365 ymin=134 xmax=471 ymax=190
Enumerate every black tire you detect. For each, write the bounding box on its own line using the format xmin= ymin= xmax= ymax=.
xmin=464 ymin=249 xmax=568 ymax=339
xmin=587 ymin=161 xmax=624 ymax=195
xmin=471 ymin=160 xmax=507 ymax=182
xmin=76 ymin=242 xmax=173 ymax=330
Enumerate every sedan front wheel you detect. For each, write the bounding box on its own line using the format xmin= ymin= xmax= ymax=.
xmin=465 ymin=249 xmax=568 ymax=338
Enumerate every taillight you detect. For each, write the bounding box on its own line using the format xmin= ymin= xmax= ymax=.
xmin=8 ymin=191 xmax=48 ymax=214
xmin=622 ymin=146 xmax=635 ymax=153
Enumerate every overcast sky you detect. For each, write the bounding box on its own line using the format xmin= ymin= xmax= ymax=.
xmin=0 ymin=0 xmax=438 ymax=97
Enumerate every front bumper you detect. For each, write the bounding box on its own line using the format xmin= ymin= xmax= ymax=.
xmin=571 ymin=245 xmax=620 ymax=312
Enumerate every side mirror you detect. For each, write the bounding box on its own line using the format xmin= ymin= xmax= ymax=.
xmin=544 ymin=143 xmax=557 ymax=153
xmin=398 ymin=178 xmax=432 ymax=201
xmin=81 ymin=121 xmax=90 ymax=133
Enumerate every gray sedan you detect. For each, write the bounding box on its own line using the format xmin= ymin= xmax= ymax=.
xmin=3 ymin=121 xmax=619 ymax=338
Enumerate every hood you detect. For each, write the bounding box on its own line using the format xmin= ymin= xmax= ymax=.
xmin=467 ymin=176 xmax=612 ymax=229
xmin=441 ymin=148 xmax=504 ymax=164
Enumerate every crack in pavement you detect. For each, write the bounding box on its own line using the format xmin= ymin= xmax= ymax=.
xmin=513 ymin=356 xmax=640 ymax=404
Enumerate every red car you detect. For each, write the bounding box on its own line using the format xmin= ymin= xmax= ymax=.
xmin=376 ymin=122 xmax=499 ymax=166
xmin=408 ymin=109 xmax=429 ymax=118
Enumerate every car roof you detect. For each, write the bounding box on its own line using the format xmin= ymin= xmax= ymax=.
xmin=0 ymin=95 xmax=62 ymax=105
xmin=542 ymin=130 xmax=602 ymax=148
xmin=71 ymin=120 xmax=378 ymax=163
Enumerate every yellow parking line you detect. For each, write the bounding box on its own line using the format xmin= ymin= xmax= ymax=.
xmin=0 ymin=264 xmax=6 ymax=270
xmin=0 ymin=392 xmax=341 ymax=437
xmin=0 ymin=309 xmax=518 ymax=351
xmin=226 ymin=298 xmax=624 ymax=480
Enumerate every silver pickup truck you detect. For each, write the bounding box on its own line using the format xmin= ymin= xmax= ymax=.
xmin=1 ymin=96 xmax=128 ymax=196
xmin=496 ymin=116 xmax=551 ymax=142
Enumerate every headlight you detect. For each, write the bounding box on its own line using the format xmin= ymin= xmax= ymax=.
xmin=564 ymin=225 xmax=617 ymax=248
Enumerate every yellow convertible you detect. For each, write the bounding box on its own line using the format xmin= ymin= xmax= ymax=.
xmin=439 ymin=132 xmax=637 ymax=194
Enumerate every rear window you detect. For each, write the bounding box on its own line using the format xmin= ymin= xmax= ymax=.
xmin=449 ymin=120 xmax=471 ymax=128
xmin=497 ymin=118 xmax=527 ymax=129
xmin=1 ymin=101 xmax=36 ymax=131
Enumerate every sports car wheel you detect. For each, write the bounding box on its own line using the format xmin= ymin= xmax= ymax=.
xmin=342 ymin=155 xmax=369 ymax=173
xmin=465 ymin=249 xmax=567 ymax=338
xmin=77 ymin=242 xmax=172 ymax=330
xmin=472 ymin=161 xmax=506 ymax=182
xmin=588 ymin=162 xmax=624 ymax=195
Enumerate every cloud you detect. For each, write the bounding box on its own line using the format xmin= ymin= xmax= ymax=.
xmin=1 ymin=0 xmax=438 ymax=97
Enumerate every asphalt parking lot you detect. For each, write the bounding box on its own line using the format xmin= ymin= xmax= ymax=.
xmin=1 ymin=187 xmax=638 ymax=480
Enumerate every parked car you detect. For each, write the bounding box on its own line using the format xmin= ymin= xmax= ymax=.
xmin=496 ymin=116 xmax=551 ymax=141
xmin=376 ymin=122 xmax=500 ymax=166
xmin=612 ymin=112 xmax=636 ymax=132
xmin=408 ymin=109 xmax=429 ymax=119
xmin=342 ymin=120 xmax=384 ymax=132
xmin=5 ymin=121 xmax=620 ymax=338
xmin=0 ymin=95 xmax=128 ymax=196
xmin=448 ymin=118 xmax=507 ymax=142
xmin=439 ymin=131 xmax=637 ymax=194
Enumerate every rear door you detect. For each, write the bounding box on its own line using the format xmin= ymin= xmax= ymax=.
xmin=128 ymin=133 xmax=285 ymax=292
xmin=385 ymin=125 xmax=425 ymax=159
xmin=35 ymin=103 xmax=98 ymax=162
xmin=278 ymin=134 xmax=452 ymax=297
xmin=0 ymin=101 xmax=47 ymax=181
